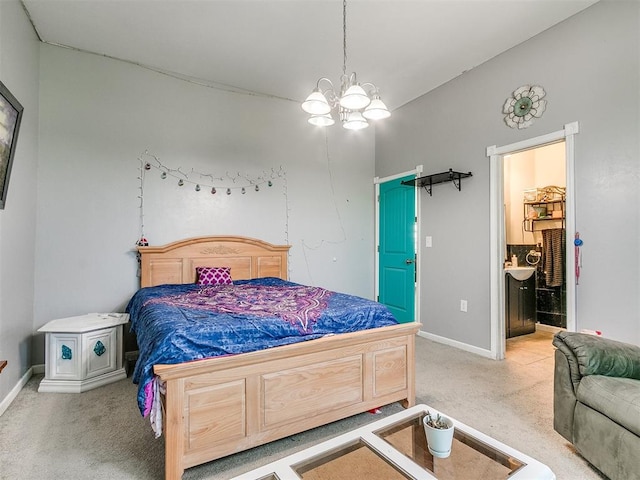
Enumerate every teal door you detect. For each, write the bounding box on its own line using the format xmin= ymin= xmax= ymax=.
xmin=378 ymin=176 xmax=416 ymax=323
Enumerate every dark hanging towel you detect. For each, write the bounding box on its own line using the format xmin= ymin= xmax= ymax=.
xmin=542 ymin=228 xmax=565 ymax=287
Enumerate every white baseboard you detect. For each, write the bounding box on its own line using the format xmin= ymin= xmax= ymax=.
xmin=535 ymin=323 xmax=564 ymax=334
xmin=32 ymin=363 xmax=45 ymax=375
xmin=417 ymin=330 xmax=494 ymax=359
xmin=0 ymin=367 xmax=33 ymax=417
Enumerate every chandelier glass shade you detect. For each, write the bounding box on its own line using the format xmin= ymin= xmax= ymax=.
xmin=301 ymin=0 xmax=390 ymax=130
xmin=340 ymin=84 xmax=370 ymax=110
xmin=301 ymin=90 xmax=332 ymax=116
xmin=342 ymin=110 xmax=368 ymax=130
xmin=308 ymin=112 xmax=335 ymax=127
xmin=362 ymin=95 xmax=391 ymax=120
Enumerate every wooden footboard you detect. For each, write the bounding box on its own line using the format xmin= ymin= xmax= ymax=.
xmin=154 ymin=322 xmax=420 ymax=480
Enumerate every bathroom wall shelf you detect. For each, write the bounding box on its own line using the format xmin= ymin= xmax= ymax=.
xmin=401 ymin=169 xmax=472 ymax=196
xmin=523 ymin=199 xmax=565 ymax=232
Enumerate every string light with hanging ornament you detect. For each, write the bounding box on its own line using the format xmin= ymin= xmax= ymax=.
xmin=138 ymin=150 xmax=284 ymax=196
xmin=135 ymin=150 xmax=291 ymax=264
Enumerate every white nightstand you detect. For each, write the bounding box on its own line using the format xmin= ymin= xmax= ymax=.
xmin=38 ymin=313 xmax=129 ymax=393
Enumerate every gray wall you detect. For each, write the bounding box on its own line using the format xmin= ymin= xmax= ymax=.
xmin=376 ymin=0 xmax=640 ymax=347
xmin=32 ymin=45 xmax=377 ymax=364
xmin=0 ymin=0 xmax=40 ymax=406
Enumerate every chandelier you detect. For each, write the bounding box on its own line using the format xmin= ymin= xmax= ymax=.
xmin=301 ymin=0 xmax=390 ymax=130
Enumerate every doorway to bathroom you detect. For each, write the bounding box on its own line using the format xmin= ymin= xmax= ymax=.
xmin=503 ymin=142 xmax=567 ymax=338
xmin=487 ymin=122 xmax=579 ymax=360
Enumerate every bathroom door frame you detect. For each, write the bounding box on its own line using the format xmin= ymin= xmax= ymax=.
xmin=487 ymin=122 xmax=579 ymax=360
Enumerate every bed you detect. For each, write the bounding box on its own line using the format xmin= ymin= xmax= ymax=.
xmin=131 ymin=235 xmax=420 ymax=480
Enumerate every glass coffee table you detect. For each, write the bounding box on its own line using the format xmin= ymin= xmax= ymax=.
xmin=230 ymin=404 xmax=555 ymax=480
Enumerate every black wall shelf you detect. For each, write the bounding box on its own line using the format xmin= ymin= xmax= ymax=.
xmin=401 ymin=169 xmax=472 ymax=196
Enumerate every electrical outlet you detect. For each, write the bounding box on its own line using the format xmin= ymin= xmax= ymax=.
xmin=460 ymin=300 xmax=468 ymax=312
xmin=425 ymin=236 xmax=433 ymax=248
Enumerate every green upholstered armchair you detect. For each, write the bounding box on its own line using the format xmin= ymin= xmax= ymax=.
xmin=553 ymin=331 xmax=640 ymax=480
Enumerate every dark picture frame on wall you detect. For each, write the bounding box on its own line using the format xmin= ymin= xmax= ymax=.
xmin=0 ymin=80 xmax=24 ymax=209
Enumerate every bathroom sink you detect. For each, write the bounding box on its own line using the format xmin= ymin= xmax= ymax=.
xmin=504 ymin=266 xmax=536 ymax=281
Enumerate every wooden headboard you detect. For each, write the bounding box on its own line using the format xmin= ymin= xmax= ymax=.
xmin=138 ymin=236 xmax=291 ymax=287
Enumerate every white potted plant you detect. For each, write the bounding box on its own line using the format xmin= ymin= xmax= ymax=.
xmin=423 ymin=411 xmax=455 ymax=458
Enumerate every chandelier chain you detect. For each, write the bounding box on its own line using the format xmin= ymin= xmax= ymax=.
xmin=342 ymin=0 xmax=347 ymax=77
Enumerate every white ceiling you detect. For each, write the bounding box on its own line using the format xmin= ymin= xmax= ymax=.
xmin=23 ymin=0 xmax=598 ymax=110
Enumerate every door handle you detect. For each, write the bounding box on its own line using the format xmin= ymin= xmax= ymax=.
xmin=405 ymin=258 xmax=415 ymax=265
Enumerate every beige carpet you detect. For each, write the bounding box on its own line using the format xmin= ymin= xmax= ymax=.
xmin=0 ymin=330 xmax=607 ymax=479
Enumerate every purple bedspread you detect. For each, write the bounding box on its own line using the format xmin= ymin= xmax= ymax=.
xmin=126 ymin=277 xmax=398 ymax=416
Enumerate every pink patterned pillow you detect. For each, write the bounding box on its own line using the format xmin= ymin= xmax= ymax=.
xmin=196 ymin=267 xmax=233 ymax=286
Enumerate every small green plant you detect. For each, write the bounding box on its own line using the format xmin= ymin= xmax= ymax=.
xmin=424 ymin=411 xmax=450 ymax=430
